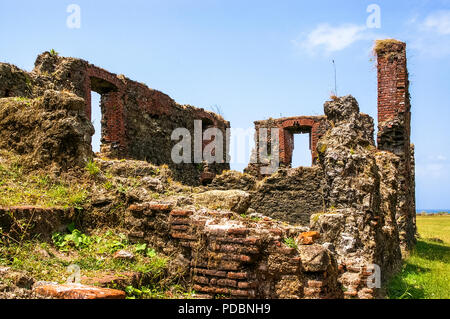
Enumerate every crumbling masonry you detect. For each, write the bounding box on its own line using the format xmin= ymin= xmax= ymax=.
xmin=0 ymin=39 xmax=415 ymax=299
xmin=0 ymin=52 xmax=229 ymax=185
xmin=243 ymin=39 xmax=415 ymax=255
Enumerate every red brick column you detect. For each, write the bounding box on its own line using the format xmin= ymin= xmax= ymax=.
xmin=84 ymin=66 xmax=127 ymax=157
xmin=375 ymin=40 xmax=415 ymax=253
xmin=102 ymin=91 xmax=126 ymax=148
xmin=376 ymin=41 xmax=409 ymax=128
xmin=278 ymin=127 xmax=291 ymax=166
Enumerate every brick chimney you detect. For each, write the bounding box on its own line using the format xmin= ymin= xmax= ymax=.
xmin=375 ymin=39 xmax=416 ymax=254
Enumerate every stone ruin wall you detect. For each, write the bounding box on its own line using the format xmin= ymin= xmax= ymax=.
xmin=241 ymin=113 xmax=375 ymax=226
xmin=241 ymin=40 xmax=415 ymax=249
xmin=0 ymin=52 xmax=230 ymax=185
xmin=0 ymin=40 xmax=416 ymax=299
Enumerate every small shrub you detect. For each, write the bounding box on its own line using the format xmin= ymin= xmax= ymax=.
xmin=52 ymin=224 xmax=92 ymax=251
xmin=116 ymin=183 xmax=128 ymax=194
xmin=134 ymin=243 xmax=157 ymax=258
xmin=318 ymin=143 xmax=327 ymax=154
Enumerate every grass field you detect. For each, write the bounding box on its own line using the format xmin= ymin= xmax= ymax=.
xmin=387 ymin=215 xmax=450 ymax=299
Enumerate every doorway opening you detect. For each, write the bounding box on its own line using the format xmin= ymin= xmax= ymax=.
xmin=89 ymin=76 xmax=118 ymax=154
xmin=291 ymin=133 xmax=312 ymax=167
xmin=91 ymin=91 xmax=102 ymax=153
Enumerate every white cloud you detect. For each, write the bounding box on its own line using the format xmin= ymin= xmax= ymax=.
xmin=293 ymin=23 xmax=377 ymax=55
xmin=416 ymin=163 xmax=449 ymax=179
xmin=421 ymin=10 xmax=450 ymax=35
xmin=406 ymin=14 xmax=419 ymax=26
xmin=416 ymin=154 xmax=450 ymax=179
xmin=426 ymin=154 xmax=448 ymax=161
xmin=406 ymin=10 xmax=450 ymax=57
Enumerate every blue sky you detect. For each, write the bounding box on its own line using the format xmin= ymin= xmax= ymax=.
xmin=1 ymin=0 xmax=450 ymax=209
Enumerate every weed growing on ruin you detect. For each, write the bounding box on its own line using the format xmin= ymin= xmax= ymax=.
xmin=373 ymin=39 xmax=403 ymax=60
xmin=52 ymin=223 xmax=92 ymax=251
xmin=116 ymin=183 xmax=129 ymax=194
xmin=284 ymin=237 xmax=298 ymax=250
xmin=85 ymin=159 xmax=101 ymax=176
xmin=103 ymin=180 xmax=113 ymax=190
xmin=134 ymin=243 xmax=157 ymax=258
xmin=125 ymin=284 xmax=196 ymax=299
xmin=12 ymin=97 xmax=31 ymax=105
xmin=240 ymin=213 xmax=262 ymax=222
xmin=49 ymin=49 xmax=59 ymax=57
xmin=318 ymin=143 xmax=327 ymax=154
xmin=311 ymin=213 xmax=322 ymax=223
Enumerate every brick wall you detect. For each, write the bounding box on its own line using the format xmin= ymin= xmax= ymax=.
xmin=279 ymin=116 xmax=328 ymax=165
xmin=376 ymin=41 xmax=409 ymax=125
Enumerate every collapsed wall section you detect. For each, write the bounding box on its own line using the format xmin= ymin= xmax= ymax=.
xmin=250 ymin=167 xmax=325 ymax=225
xmin=125 ymin=202 xmax=343 ymax=299
xmin=0 ymin=90 xmax=94 ymax=169
xmin=208 ymin=168 xmax=325 ymax=226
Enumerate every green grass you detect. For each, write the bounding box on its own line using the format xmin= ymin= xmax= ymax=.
xmin=0 ymin=224 xmax=194 ymax=298
xmin=85 ymin=159 xmax=101 ymax=176
xmin=388 ymin=215 xmax=450 ymax=299
xmin=0 ymin=151 xmax=89 ymax=208
xmin=283 ymin=237 xmax=298 ymax=250
xmin=239 ymin=213 xmax=262 ymax=222
xmin=124 ymin=284 xmax=197 ymax=299
xmin=0 ymin=228 xmax=170 ymax=286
